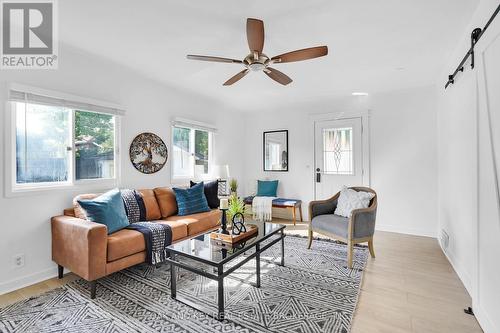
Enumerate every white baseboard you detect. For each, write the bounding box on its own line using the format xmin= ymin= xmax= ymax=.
xmin=0 ymin=266 xmax=60 ymax=295
xmin=439 ymin=241 xmax=500 ymax=333
xmin=375 ymin=224 xmax=437 ymax=238
xmin=439 ymin=242 xmax=472 ymax=294
xmin=473 ymin=300 xmax=498 ymax=333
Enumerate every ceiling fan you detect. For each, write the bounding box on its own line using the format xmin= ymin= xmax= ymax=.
xmin=187 ymin=18 xmax=328 ymax=86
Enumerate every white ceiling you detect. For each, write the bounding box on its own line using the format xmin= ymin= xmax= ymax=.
xmin=60 ymin=0 xmax=479 ymax=111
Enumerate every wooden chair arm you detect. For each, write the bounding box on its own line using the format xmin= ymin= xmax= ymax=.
xmin=308 ymin=192 xmax=341 ymax=221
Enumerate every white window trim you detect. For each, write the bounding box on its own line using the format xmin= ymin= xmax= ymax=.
xmin=171 ymin=117 xmax=218 ymax=133
xmin=4 ymin=84 xmax=124 ymax=197
xmin=8 ymin=83 xmax=125 ymax=115
xmin=170 ymin=119 xmax=216 ymax=185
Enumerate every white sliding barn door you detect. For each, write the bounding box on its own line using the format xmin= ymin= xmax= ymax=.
xmin=475 ymin=14 xmax=500 ymax=332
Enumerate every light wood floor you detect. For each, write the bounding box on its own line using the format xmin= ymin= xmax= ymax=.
xmin=0 ymin=220 xmax=483 ymax=333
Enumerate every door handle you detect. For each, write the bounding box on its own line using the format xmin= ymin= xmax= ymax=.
xmin=316 ymin=168 xmax=321 ymax=183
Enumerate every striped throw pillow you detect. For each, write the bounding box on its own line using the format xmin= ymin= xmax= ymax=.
xmin=173 ymin=182 xmax=210 ymax=216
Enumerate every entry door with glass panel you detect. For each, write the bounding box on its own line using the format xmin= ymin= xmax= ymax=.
xmin=314 ymin=118 xmax=363 ymax=200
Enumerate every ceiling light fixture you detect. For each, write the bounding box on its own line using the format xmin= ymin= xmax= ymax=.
xmin=186 ymin=18 xmax=328 ymax=86
xmin=352 ymin=92 xmax=369 ymax=96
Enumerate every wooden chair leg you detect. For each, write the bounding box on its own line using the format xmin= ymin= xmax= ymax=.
xmin=291 ymin=207 xmax=296 ymax=226
xmin=307 ymin=228 xmax=313 ymax=249
xmin=347 ymin=240 xmax=354 ymax=268
xmin=368 ymin=238 xmax=376 ymax=258
xmin=299 ymin=204 xmax=303 ymax=222
xmin=90 ymin=281 xmax=97 ymax=299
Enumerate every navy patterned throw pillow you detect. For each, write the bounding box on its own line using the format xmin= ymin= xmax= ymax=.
xmin=173 ymin=182 xmax=210 ymax=216
xmin=121 ymin=189 xmax=146 ymax=222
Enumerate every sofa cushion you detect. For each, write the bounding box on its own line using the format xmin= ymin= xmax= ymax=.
xmin=154 ymin=187 xmax=178 ymax=217
xmin=137 ymin=189 xmax=161 ymax=220
xmin=156 ymin=220 xmax=188 ymax=240
xmin=164 ymin=210 xmax=219 ymax=236
xmin=107 ymin=220 xmax=188 ymax=262
xmin=73 ymin=193 xmax=99 ymax=219
xmin=63 ymin=208 xmax=76 ymax=217
xmin=107 ymin=229 xmax=145 ymax=262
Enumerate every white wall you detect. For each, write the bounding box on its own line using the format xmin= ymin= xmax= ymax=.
xmin=242 ymin=85 xmax=438 ymax=237
xmin=0 ymin=45 xmax=245 ymax=294
xmin=436 ymin=0 xmax=500 ymax=331
xmin=436 ymin=63 xmax=477 ymax=292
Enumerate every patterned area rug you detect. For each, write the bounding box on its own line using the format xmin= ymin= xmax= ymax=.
xmin=0 ymin=235 xmax=368 ymax=333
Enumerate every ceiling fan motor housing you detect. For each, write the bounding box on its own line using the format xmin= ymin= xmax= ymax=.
xmin=244 ymin=53 xmax=270 ymax=71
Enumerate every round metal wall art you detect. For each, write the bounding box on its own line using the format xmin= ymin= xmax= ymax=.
xmin=129 ymin=132 xmax=168 ymax=174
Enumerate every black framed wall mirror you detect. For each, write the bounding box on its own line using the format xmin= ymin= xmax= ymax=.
xmin=263 ymin=130 xmax=288 ymax=172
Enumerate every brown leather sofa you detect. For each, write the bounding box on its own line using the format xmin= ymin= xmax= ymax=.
xmin=51 ymin=187 xmax=220 ymax=298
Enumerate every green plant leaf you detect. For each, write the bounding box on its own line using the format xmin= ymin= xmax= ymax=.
xmin=228 ymin=194 xmax=245 ymax=220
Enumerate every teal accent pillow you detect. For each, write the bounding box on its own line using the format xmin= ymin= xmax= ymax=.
xmin=77 ymin=188 xmax=129 ymax=234
xmin=256 ymin=180 xmax=279 ymax=197
xmin=173 ymin=182 xmax=210 ymax=216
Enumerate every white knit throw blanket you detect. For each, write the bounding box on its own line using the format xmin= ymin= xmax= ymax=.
xmin=252 ymin=196 xmax=276 ymax=222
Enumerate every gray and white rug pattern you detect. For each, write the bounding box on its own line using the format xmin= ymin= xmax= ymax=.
xmin=0 ymin=235 xmax=368 ymax=333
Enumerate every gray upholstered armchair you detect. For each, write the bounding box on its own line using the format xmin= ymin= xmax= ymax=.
xmin=308 ymin=187 xmax=377 ymax=268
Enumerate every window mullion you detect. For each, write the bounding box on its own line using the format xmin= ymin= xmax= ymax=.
xmin=208 ymin=132 xmax=213 ymax=176
xmin=69 ymin=108 xmax=75 ymax=185
xmin=190 ymin=128 xmax=195 ymax=178
xmin=23 ymin=102 xmax=28 ymax=180
xmin=114 ymin=116 xmax=120 ymax=182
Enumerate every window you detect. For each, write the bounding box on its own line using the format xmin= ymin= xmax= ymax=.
xmin=15 ymin=103 xmax=70 ymax=184
xmin=172 ymin=123 xmax=213 ymax=180
xmin=74 ymin=111 xmax=115 ymax=180
xmin=7 ymin=85 xmax=123 ymax=193
xmin=323 ymin=127 xmax=353 ymax=175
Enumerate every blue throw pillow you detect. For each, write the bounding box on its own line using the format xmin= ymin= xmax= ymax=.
xmin=256 ymin=180 xmax=279 ymax=197
xmin=77 ymin=188 xmax=129 ymax=234
xmin=173 ymin=182 xmax=210 ymax=216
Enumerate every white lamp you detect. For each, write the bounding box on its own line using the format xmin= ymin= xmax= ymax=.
xmin=212 ymin=164 xmax=230 ymax=196
xmin=212 ymin=164 xmax=230 ymax=180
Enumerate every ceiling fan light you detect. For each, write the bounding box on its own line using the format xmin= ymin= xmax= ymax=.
xmin=249 ymin=63 xmax=265 ymax=71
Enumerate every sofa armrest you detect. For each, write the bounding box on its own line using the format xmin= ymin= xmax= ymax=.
xmin=309 ymin=193 xmax=340 ymax=220
xmin=51 ymin=215 xmax=107 ymax=281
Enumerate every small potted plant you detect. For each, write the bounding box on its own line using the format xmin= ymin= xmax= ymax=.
xmin=228 ymin=194 xmax=245 ymax=228
xmin=229 ymin=178 xmax=238 ymax=196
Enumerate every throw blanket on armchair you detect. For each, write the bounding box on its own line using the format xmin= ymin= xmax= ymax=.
xmin=252 ymin=196 xmax=277 ymax=222
xmin=121 ymin=189 xmax=172 ymax=265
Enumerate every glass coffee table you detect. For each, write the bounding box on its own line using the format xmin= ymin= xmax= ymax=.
xmin=165 ymin=221 xmax=286 ymax=321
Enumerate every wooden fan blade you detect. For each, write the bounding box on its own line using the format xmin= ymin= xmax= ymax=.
xmin=264 ymin=67 xmax=293 ymax=85
xmin=247 ymin=18 xmax=264 ymax=53
xmin=223 ymin=69 xmax=250 ymax=86
xmin=271 ymin=46 xmax=328 ymax=63
xmin=187 ymin=54 xmax=242 ymax=64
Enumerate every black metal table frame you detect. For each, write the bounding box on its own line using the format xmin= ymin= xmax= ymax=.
xmin=166 ymin=228 xmax=285 ymax=321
